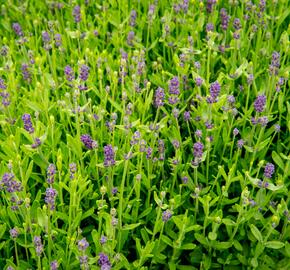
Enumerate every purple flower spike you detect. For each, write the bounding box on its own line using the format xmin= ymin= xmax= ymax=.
xmin=64 ymin=65 xmax=74 ymax=81
xmin=254 ymin=95 xmax=266 ymax=113
xmin=104 ymin=145 xmax=115 ymax=167
xmin=193 ymin=142 xmax=204 ymax=158
xmin=162 ymin=209 xmax=173 ymax=222
xmin=12 ymin=23 xmax=23 ymax=36
xmin=81 ymin=134 xmax=97 ymax=149
xmin=154 ymin=87 xmax=165 ymax=107
xmin=77 ymin=238 xmax=89 ymax=251
xmin=169 ymin=76 xmax=180 ymax=95
xmin=79 ymin=64 xmax=90 ymax=81
xmin=22 ymin=114 xmax=34 ymax=133
xmin=73 ymin=5 xmax=81 ymax=23
xmin=264 ymin=163 xmax=275 ymax=179
xmin=33 ymin=236 xmax=43 ymax=257
xmin=45 ymin=187 xmax=57 ymax=210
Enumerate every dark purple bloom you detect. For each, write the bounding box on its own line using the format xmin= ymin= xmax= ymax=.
xmin=22 ymin=113 xmax=34 ymax=133
xmin=104 ymin=145 xmax=115 ymax=167
xmin=233 ymin=18 xmax=242 ymax=30
xmin=34 ymin=236 xmax=43 ymax=256
xmin=269 ymin=51 xmax=280 ymax=75
xmin=130 ymin=10 xmax=137 ymax=27
xmin=146 ymin=147 xmax=153 ymax=160
xmin=69 ymin=163 xmax=77 ymax=179
xmin=42 ymin=31 xmax=50 ymax=43
xmin=227 ymin=95 xmax=236 ymax=105
xmin=79 ymin=255 xmax=88 ymax=269
xmin=193 ymin=142 xmax=204 ymax=158
xmin=237 ymin=139 xmax=244 ymax=149
xmin=169 ymin=76 xmax=180 ymax=95
xmin=195 ymin=130 xmax=202 ymax=138
xmin=100 ymin=235 xmax=107 ymax=245
xmin=172 ymin=140 xmax=180 ymax=149
xmin=162 ymin=209 xmax=172 ymax=222
xmin=12 ymin=23 xmax=23 ymax=36
xmin=81 ymin=134 xmax=97 ymax=149
xmin=45 ymin=187 xmax=57 ymax=210
xmin=54 ymin=34 xmax=62 ymax=47
xmin=98 ymin=253 xmax=111 ymax=267
xmin=182 ymin=176 xmax=188 ymax=184
xmin=206 ymin=23 xmax=214 ymax=32
xmin=21 ymin=64 xmax=31 ymax=82
xmin=73 ymin=5 xmax=81 ymax=23
xmin=47 ymin=164 xmax=56 ymax=184
xmin=31 ymin=138 xmax=41 ymax=148
xmin=0 ymin=77 xmax=7 ymax=90
xmin=264 ymin=163 xmax=275 ymax=179
xmin=206 ymin=0 xmax=217 ymax=13
xmin=258 ymin=116 xmax=269 ymax=127
xmin=184 ymin=111 xmax=190 ymax=121
xmin=209 ymin=81 xmax=221 ymax=100
xmin=9 ymin=228 xmax=19 ymax=239
xmin=111 ymin=187 xmax=118 ymax=195
xmin=79 ymin=64 xmax=89 ymax=81
xmin=154 ymin=87 xmax=165 ymax=107
xmin=220 ymin=8 xmax=230 ymax=31
xmin=233 ymin=128 xmax=239 ymax=136
xmin=194 ymin=61 xmax=201 ymax=69
xmin=254 ymin=95 xmax=266 ymax=113
xmin=64 ymin=65 xmax=74 ymax=82
xmin=78 ymin=238 xmax=89 ymax=251
xmin=274 ymin=124 xmax=280 ymax=132
xmin=195 ymin=77 xmax=203 ymax=87
xmin=50 ymin=260 xmax=59 ymax=270
xmin=0 ymin=173 xmax=22 ymax=193
xmin=127 ymin=31 xmax=135 ymax=46
xmin=247 ymin=74 xmax=254 ymax=85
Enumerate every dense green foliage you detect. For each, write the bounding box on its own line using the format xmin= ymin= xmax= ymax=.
xmin=0 ymin=0 xmax=289 ymax=269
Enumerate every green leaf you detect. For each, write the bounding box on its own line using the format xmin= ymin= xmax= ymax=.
xmin=0 ymin=223 xmax=7 ymax=239
xmin=208 ymin=232 xmax=217 ymax=241
xmin=250 ymin=224 xmax=263 ymax=242
xmin=214 ymin=241 xmax=232 ymax=250
xmin=123 ymin=223 xmax=141 ymax=230
xmin=233 ymin=240 xmax=243 ymax=251
xmin=264 ymin=241 xmax=285 ymax=249
xmin=194 ymin=233 xmax=208 ymax=246
xmin=180 ymin=243 xmax=196 ymax=250
xmin=161 ymin=235 xmax=173 ymax=247
xmin=272 ymin=151 xmax=284 ymax=170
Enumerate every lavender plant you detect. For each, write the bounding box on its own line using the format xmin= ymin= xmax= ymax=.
xmin=0 ymin=0 xmax=289 ymax=269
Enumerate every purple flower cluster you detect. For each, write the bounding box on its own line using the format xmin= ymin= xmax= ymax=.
xmin=206 ymin=0 xmax=217 ymax=13
xmin=69 ymin=163 xmax=77 ymax=179
xmin=47 ymin=164 xmax=56 ymax=184
xmin=207 ymin=81 xmax=221 ymax=103
xmin=73 ymin=5 xmax=81 ymax=23
xmin=31 ymin=138 xmax=41 ymax=149
xmin=169 ymin=76 xmax=180 ymax=95
xmin=98 ymin=253 xmax=111 ymax=270
xmin=104 ymin=144 xmax=115 ymax=167
xmin=50 ymin=260 xmax=59 ymax=270
xmin=220 ymin=8 xmax=230 ymax=31
xmin=54 ymin=34 xmax=62 ymax=47
xmin=254 ymin=95 xmax=266 ymax=113
xmin=9 ymin=228 xmax=19 ymax=239
xmin=264 ymin=163 xmax=275 ymax=179
xmin=269 ymin=51 xmax=280 ymax=75
xmin=12 ymin=23 xmax=23 ymax=37
xmin=127 ymin=31 xmax=135 ymax=46
xmin=33 ymin=236 xmax=44 ymax=256
xmin=154 ymin=87 xmax=165 ymax=107
xmin=77 ymin=238 xmax=89 ymax=251
xmin=130 ymin=10 xmax=137 ymax=27
xmin=64 ymin=65 xmax=75 ymax=82
xmin=81 ymin=134 xmax=97 ymax=150
xmin=79 ymin=64 xmax=90 ymax=81
xmin=45 ymin=187 xmax=57 ymax=210
xmin=21 ymin=64 xmax=31 ymax=82
xmin=22 ymin=113 xmax=34 ymax=133
xmin=193 ymin=142 xmax=204 ymax=158
xmin=42 ymin=31 xmax=51 ymax=50
xmin=162 ymin=209 xmax=173 ymax=222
